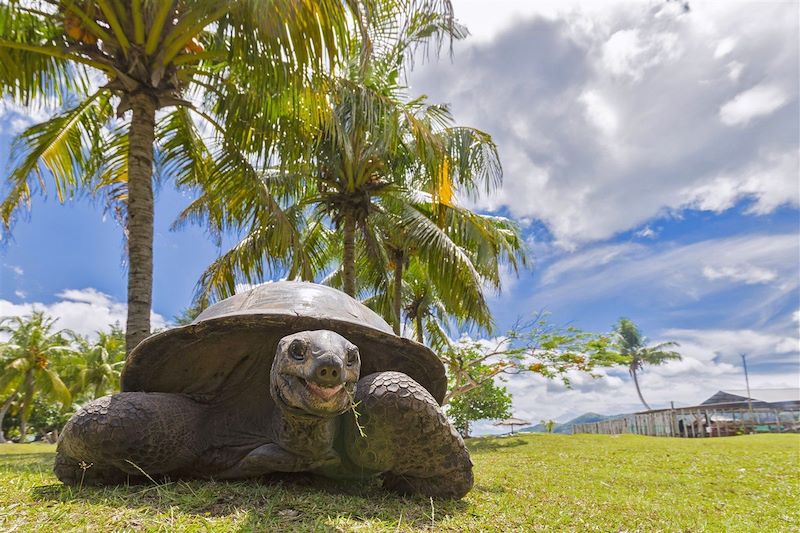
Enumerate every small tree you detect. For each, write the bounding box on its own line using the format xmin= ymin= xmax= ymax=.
xmin=447 ymin=380 xmax=511 ymax=438
xmin=540 ymin=419 xmax=556 ymax=433
xmin=442 ymin=316 xmax=615 ymax=404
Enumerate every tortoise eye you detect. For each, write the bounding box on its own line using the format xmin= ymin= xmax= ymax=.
xmin=288 ymin=339 xmax=306 ymax=361
xmin=346 ymin=346 xmax=359 ymax=366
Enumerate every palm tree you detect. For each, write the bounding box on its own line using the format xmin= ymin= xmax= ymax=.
xmin=66 ymin=325 xmax=126 ymax=401
xmin=0 ymin=311 xmax=74 ymax=441
xmin=180 ymin=2 xmax=465 ymax=303
xmin=613 ymin=318 xmax=682 ymax=411
xmin=0 ymin=1 xmax=377 ymax=355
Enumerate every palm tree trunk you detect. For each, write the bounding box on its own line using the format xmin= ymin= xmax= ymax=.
xmin=392 ymin=257 xmax=403 ymax=335
xmin=0 ymin=393 xmax=16 ymax=444
xmin=18 ymin=370 xmax=34 ymax=441
xmin=631 ymin=367 xmax=652 ymax=411
xmin=125 ymin=93 xmax=157 ymax=356
xmin=415 ymin=313 xmax=424 ymax=344
xmin=342 ymin=213 xmax=356 ymax=297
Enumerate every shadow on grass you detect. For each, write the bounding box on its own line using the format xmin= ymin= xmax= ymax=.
xmin=31 ymin=471 xmax=468 ymax=530
xmin=467 ymin=437 xmax=528 ymax=453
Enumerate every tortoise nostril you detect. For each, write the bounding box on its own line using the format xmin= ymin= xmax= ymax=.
xmin=314 ymin=361 xmax=341 ymax=385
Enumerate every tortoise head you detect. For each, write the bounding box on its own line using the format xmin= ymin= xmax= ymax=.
xmin=271 ymin=330 xmax=360 ymax=417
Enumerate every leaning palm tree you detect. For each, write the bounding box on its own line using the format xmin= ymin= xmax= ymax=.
xmin=613 ymin=318 xmax=681 ymax=411
xmin=0 ymin=1 xmax=376 ymax=354
xmin=0 ymin=311 xmax=74 ymax=441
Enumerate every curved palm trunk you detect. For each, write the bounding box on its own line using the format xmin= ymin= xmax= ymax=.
xmin=415 ymin=313 xmax=424 ymax=344
xmin=342 ymin=213 xmax=356 ymax=297
xmin=0 ymin=393 xmax=16 ymax=444
xmin=392 ymin=258 xmax=403 ymax=335
xmin=631 ymin=367 xmax=652 ymax=411
xmin=125 ymin=94 xmax=157 ymax=356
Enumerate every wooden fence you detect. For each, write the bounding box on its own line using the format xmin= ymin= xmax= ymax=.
xmin=573 ymin=406 xmax=800 ymax=437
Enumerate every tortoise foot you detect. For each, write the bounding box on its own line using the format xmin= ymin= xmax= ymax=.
xmin=344 ymin=372 xmax=474 ymax=499
xmin=382 ymin=463 xmax=473 ymax=499
xmin=54 ymin=450 xmax=132 ymax=486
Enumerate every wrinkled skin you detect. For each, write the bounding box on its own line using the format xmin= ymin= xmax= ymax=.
xmin=54 ymin=330 xmax=473 ymax=499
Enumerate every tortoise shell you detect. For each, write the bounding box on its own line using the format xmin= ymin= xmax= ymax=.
xmin=121 ymin=281 xmax=447 ymax=405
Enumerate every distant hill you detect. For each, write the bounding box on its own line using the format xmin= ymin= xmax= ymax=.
xmin=521 ymin=412 xmax=627 ymax=434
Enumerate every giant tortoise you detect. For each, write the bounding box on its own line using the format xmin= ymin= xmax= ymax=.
xmin=54 ymin=281 xmax=473 ymax=498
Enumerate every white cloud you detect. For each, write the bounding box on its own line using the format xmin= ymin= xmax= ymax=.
xmin=719 ymin=84 xmax=789 ymax=126
xmin=713 ymin=37 xmax=736 ymax=59
xmin=56 ymin=288 xmax=116 ymax=307
xmin=601 ymin=29 xmax=682 ymax=81
xmin=0 ymin=97 xmax=57 ymax=134
xmin=446 ymin=0 xmax=626 ymax=43
xmin=579 ymin=90 xmax=619 ymax=136
xmin=0 ymin=288 xmax=167 ymax=340
xmin=726 ymin=61 xmax=744 ymax=81
xmin=679 ymin=150 xmax=799 ymax=215
xmin=702 ymin=265 xmax=777 ymax=285
xmin=411 ymin=1 xmax=798 ymax=246
xmin=541 ymin=242 xmax=641 ymax=285
xmin=534 ymin=233 xmax=799 ymax=329
xmin=635 ymin=226 xmax=657 ymax=239
xmin=663 ymin=327 xmax=799 ymax=366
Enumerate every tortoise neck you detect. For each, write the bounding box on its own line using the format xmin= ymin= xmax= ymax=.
xmin=272 ymin=408 xmax=338 ymax=458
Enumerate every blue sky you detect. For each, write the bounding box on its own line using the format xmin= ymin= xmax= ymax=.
xmin=1 ymin=0 xmax=798 ymax=428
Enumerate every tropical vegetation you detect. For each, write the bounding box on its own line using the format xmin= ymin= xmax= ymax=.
xmin=0 ymin=312 xmax=73 ymax=442
xmin=447 ymin=379 xmax=511 ymax=438
xmin=180 ymin=0 xmax=523 ymax=344
xmin=0 ymin=313 xmax=128 ymax=442
xmin=0 ymin=0 xmax=457 ymax=355
xmin=0 ymin=0 xmax=622 ymax=437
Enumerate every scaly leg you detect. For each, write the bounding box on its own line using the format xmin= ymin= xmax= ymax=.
xmin=343 ymin=372 xmax=473 ymax=499
xmin=55 ymin=392 xmax=207 ymax=485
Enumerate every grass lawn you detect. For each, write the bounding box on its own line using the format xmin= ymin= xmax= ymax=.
xmin=0 ymin=433 xmax=798 ymax=531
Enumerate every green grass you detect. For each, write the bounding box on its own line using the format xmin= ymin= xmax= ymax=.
xmin=1 ymin=434 xmax=798 ymax=531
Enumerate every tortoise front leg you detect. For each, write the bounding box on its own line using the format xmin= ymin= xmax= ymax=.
xmin=343 ymin=372 xmax=473 ymax=499
xmin=55 ymin=392 xmax=207 ymax=485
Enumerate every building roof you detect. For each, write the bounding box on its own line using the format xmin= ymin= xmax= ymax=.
xmin=701 ymin=388 xmax=800 ymax=405
xmin=721 ymin=388 xmax=800 ymax=403
xmin=634 ymin=388 xmax=800 ymax=414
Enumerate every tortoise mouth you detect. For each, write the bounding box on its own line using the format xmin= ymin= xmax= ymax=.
xmin=299 ymin=378 xmax=346 ymax=400
xmin=275 ymin=373 xmax=356 ymax=416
